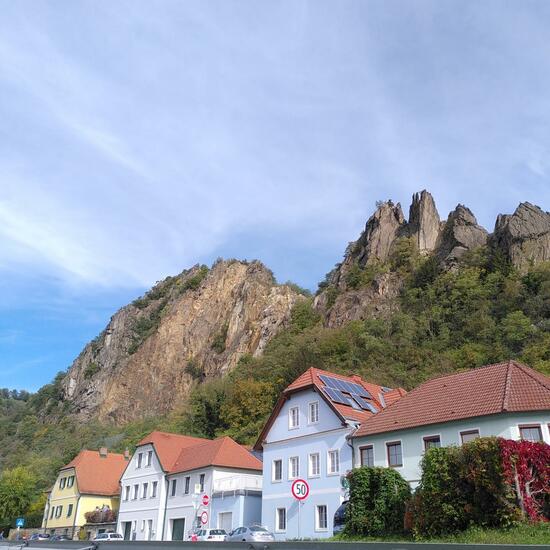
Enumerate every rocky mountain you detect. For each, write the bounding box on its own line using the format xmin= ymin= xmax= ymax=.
xmin=57 ymin=190 xmax=550 ymax=424
xmin=61 ymin=260 xmax=303 ymax=423
xmin=315 ymin=191 xmax=549 ymax=327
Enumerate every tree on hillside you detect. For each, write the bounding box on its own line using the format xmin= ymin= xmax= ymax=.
xmin=0 ymin=466 xmax=37 ymax=522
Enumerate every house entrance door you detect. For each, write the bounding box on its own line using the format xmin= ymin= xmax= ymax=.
xmin=218 ymin=512 xmax=232 ymax=532
xmin=171 ymin=518 xmax=185 ymax=541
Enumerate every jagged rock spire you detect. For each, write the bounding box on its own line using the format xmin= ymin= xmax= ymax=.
xmin=408 ymin=190 xmax=441 ymax=254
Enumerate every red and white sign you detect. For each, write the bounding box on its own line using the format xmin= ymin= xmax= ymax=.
xmin=202 ymin=494 xmax=210 ymax=506
xmin=291 ymin=478 xmax=310 ymax=501
xmin=200 ymin=511 xmax=209 ymax=525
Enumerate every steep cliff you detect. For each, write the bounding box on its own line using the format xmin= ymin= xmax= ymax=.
xmin=62 ymin=260 xmax=302 ymax=422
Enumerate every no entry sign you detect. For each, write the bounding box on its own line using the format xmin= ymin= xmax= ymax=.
xmin=202 ymin=494 xmax=209 ymax=506
xmin=291 ymin=478 xmax=309 ymax=500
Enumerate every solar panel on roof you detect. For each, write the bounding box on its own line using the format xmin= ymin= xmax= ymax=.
xmin=320 ymin=374 xmax=372 ymax=399
xmin=346 ymin=396 xmax=362 ymax=410
xmin=351 ymin=394 xmax=379 ymax=413
xmin=322 ymin=387 xmax=348 ymax=405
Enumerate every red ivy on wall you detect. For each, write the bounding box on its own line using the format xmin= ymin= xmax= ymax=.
xmin=499 ymin=438 xmax=550 ymax=521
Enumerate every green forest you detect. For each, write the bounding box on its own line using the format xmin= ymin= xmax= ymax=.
xmin=0 ymin=242 xmax=549 ymax=528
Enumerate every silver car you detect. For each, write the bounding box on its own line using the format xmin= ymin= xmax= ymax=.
xmin=226 ymin=526 xmax=275 ymax=543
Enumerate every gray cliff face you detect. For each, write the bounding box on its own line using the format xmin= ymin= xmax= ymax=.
xmin=408 ymin=190 xmax=441 ymax=254
xmin=436 ymin=205 xmax=489 ymax=266
xmin=492 ymin=202 xmax=550 ymax=273
xmin=316 ymin=191 xmax=548 ymax=327
xmin=61 ymin=260 xmax=302 ymax=423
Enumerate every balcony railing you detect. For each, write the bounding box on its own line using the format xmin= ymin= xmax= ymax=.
xmin=213 ymin=474 xmax=262 ymax=492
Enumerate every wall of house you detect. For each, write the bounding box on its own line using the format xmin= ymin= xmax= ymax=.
xmin=353 ymin=411 xmax=550 ymax=488
xmin=163 ymin=467 xmax=214 ymax=540
xmin=210 ymin=492 xmax=262 ymax=531
xmin=42 ymin=468 xmax=79 ymax=533
xmin=261 ymin=388 xmax=353 ymax=540
xmin=116 ymin=443 xmax=167 ymax=541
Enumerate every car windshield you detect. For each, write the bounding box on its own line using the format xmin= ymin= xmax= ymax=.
xmin=250 ymin=526 xmax=268 ymax=532
xmin=111 ymin=534 xmax=123 ymax=538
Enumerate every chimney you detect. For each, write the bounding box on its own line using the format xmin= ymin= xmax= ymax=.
xmin=99 ymin=447 xmax=108 ymax=458
xmin=124 ymin=449 xmax=130 ymax=461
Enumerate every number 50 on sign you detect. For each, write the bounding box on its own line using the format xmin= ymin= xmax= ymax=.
xmin=291 ymin=479 xmax=309 ymax=500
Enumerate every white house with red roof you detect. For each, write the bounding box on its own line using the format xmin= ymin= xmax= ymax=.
xmin=352 ymin=361 xmax=550 ymax=488
xmin=253 ymin=367 xmax=404 ymax=540
xmin=116 ymin=431 xmax=262 ymax=541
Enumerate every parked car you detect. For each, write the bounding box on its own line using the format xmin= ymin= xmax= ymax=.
xmin=29 ymin=533 xmax=51 ymax=541
xmin=226 ymin=526 xmax=275 ymax=542
xmin=333 ymin=500 xmax=349 ymax=535
xmin=50 ymin=535 xmax=72 ymax=541
xmin=196 ymin=529 xmax=227 ymax=541
xmin=93 ymin=532 xmax=124 ymax=541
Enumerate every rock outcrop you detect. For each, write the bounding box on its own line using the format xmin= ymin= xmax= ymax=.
xmin=61 ymin=260 xmax=302 ymax=423
xmin=492 ymin=202 xmax=550 ymax=273
xmin=436 ymin=205 xmax=488 ymax=266
xmin=408 ymin=190 xmax=441 ymax=254
xmin=316 ymin=191 xmax=549 ymax=327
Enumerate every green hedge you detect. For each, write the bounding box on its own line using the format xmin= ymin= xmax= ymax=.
xmin=408 ymin=437 xmax=536 ymax=537
xmin=345 ymin=466 xmax=411 ymax=536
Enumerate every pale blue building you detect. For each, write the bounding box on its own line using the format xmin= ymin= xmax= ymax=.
xmin=254 ymin=367 xmax=403 ymax=539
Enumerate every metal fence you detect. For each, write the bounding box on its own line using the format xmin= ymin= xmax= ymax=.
xmin=1 ymin=540 xmax=548 ymax=550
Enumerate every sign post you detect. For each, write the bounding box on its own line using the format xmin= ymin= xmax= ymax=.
xmin=15 ymin=518 xmax=24 ymax=540
xmin=291 ymin=479 xmax=309 ymax=540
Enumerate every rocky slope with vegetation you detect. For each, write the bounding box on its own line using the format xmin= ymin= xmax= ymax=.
xmin=0 ymin=189 xmax=549 ymax=530
xmin=61 ymin=259 xmax=303 ymax=422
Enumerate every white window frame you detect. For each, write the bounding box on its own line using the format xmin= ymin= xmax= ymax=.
xmin=272 ymin=458 xmax=283 ymax=483
xmin=151 ymin=481 xmax=158 ymax=498
xmin=275 ymin=507 xmax=286 ymax=533
xmin=199 ymin=473 xmax=205 ymax=492
xmin=137 ymin=452 xmax=143 ymax=469
xmin=142 ymin=482 xmax=148 ymax=499
xmin=124 ymin=485 xmax=130 ymax=501
xmin=308 ymin=401 xmax=319 ymax=424
xmin=327 ymin=449 xmax=340 ymax=475
xmin=184 ymin=476 xmax=191 ymax=494
xmin=315 ymin=504 xmax=328 ymax=532
xmin=288 ymin=456 xmax=299 ymax=480
xmin=133 ymin=484 xmax=139 ymax=500
xmin=308 ymin=452 xmax=320 ymax=478
xmin=289 ymin=406 xmax=299 ymax=430
xmin=67 ymin=475 xmax=74 ymax=488
xmin=359 ymin=445 xmax=375 ymax=467
xmin=146 ymin=450 xmax=153 ymax=467
xmin=459 ymin=428 xmax=480 ymax=444
xmin=170 ymin=479 xmax=177 ymax=497
xmin=386 ymin=440 xmax=403 ymax=468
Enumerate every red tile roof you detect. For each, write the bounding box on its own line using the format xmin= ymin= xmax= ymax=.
xmin=137 ymin=431 xmax=209 ymax=471
xmin=62 ymin=450 xmax=127 ymax=496
xmin=355 ymin=360 xmax=550 ymax=437
xmin=285 ymin=367 xmax=401 ymax=423
xmin=170 ymin=436 xmax=262 ymax=474
xmin=254 ymin=367 xmax=405 ymax=450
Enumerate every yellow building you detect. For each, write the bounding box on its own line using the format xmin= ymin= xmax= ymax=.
xmin=42 ymin=448 xmax=128 ymax=539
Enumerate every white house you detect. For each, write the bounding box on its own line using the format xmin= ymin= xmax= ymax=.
xmin=254 ymin=367 xmax=405 ymax=540
xmin=116 ymin=431 xmax=263 ymax=541
xmin=352 ymin=360 xmax=550 ymax=488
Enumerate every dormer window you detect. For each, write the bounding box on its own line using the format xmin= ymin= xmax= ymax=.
xmin=137 ymin=452 xmax=143 ymax=468
xmin=59 ymin=477 xmax=66 ymax=490
xmin=146 ymin=450 xmax=153 ymax=467
xmin=289 ymin=407 xmax=299 ymax=429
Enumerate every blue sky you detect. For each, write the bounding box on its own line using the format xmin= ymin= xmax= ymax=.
xmin=1 ymin=0 xmax=550 ymax=391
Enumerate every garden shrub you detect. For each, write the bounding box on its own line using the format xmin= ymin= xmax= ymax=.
xmin=345 ymin=466 xmax=411 ymax=536
xmin=411 ymin=437 xmax=548 ymax=538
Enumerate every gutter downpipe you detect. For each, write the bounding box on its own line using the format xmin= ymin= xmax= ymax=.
xmin=161 ymin=475 xmax=169 ymax=541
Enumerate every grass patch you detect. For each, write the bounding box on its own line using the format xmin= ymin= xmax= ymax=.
xmin=335 ymin=522 xmax=550 ymax=544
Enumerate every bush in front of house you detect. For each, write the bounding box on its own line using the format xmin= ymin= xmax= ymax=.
xmin=409 ymin=437 xmax=549 ymax=538
xmin=345 ymin=466 xmax=411 ymax=536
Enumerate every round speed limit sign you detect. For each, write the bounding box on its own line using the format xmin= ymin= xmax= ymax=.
xmin=291 ymin=478 xmax=310 ymax=501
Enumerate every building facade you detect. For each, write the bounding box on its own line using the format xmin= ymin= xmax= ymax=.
xmin=42 ymin=448 xmax=127 ymax=539
xmin=116 ymin=432 xmax=263 ymax=541
xmin=353 ymin=361 xmax=550 ymax=487
xmin=254 ymin=367 xmax=404 ymax=540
